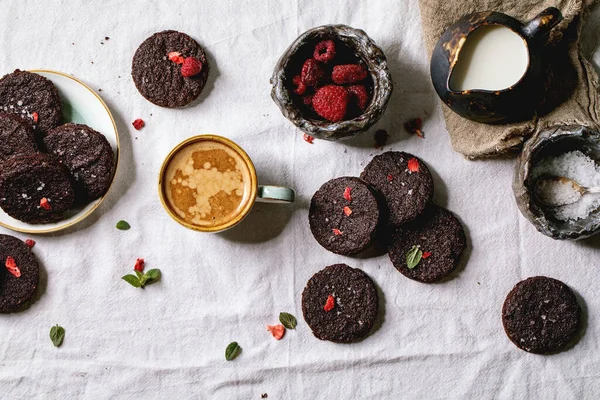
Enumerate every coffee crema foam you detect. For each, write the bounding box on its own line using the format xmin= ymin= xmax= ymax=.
xmin=164 ymin=140 xmax=252 ymax=227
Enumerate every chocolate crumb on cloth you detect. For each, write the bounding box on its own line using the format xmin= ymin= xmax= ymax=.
xmin=0 ymin=234 xmax=39 ymax=313
xmin=43 ymin=123 xmax=115 ymax=201
xmin=309 ymin=177 xmax=382 ymax=255
xmin=0 ymin=153 xmax=75 ymax=224
xmin=502 ymin=276 xmax=582 ymax=354
xmin=0 ymin=113 xmax=38 ymax=163
xmin=0 ymin=70 xmax=62 ymax=138
xmin=388 ymin=205 xmax=466 ymax=283
xmin=418 ymin=0 xmax=600 ymax=158
xmin=132 ymin=30 xmax=209 ymax=108
xmin=360 ymin=151 xmax=433 ymax=226
xmin=302 ymin=264 xmax=379 ymax=343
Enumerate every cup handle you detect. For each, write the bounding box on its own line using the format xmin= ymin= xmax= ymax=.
xmin=256 ymin=185 xmax=295 ymax=204
xmin=523 ymin=7 xmax=563 ymax=40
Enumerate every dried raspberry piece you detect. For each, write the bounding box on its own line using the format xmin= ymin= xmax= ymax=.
xmin=132 ymin=119 xmax=145 ymax=130
xmin=168 ymin=51 xmax=185 ymax=64
xmin=387 ymin=174 xmax=393 ymax=182
xmin=314 ymin=40 xmax=336 ymax=63
xmin=5 ymin=256 xmax=20 ymax=278
xmin=181 ymin=57 xmax=203 ymax=77
xmin=343 ymin=187 xmax=352 ymax=201
xmin=312 ymin=85 xmax=349 ymax=122
xmin=407 ymin=158 xmax=420 ymax=172
xmin=302 ymin=95 xmax=314 ymax=106
xmin=332 ymin=228 xmax=343 ymax=235
xmin=422 ymin=251 xmax=432 ymax=259
xmin=267 ymin=324 xmax=285 ymax=340
xmin=301 ymin=58 xmax=326 ymax=86
xmin=25 ymin=239 xmax=35 ymax=248
xmin=134 ymin=258 xmax=145 ymax=272
xmin=323 ymin=294 xmax=335 ymax=312
xmin=343 ymin=206 xmax=352 ymax=216
xmin=32 ymin=112 xmax=39 ymax=123
xmin=347 ymin=85 xmax=369 ymax=111
xmin=40 ymin=197 xmax=51 ymax=210
xmin=332 ymin=64 xmax=368 ymax=84
xmin=303 ymin=133 xmax=314 ymax=144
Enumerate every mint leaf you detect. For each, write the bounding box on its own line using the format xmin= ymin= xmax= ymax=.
xmin=116 ymin=220 xmax=130 ymax=230
xmin=135 ymin=270 xmax=144 ymax=280
xmin=122 ymin=274 xmax=141 ymax=287
xmin=279 ymin=312 xmax=297 ymax=329
xmin=406 ymin=245 xmax=423 ymax=269
xmin=145 ymin=269 xmax=161 ymax=282
xmin=50 ymin=324 xmax=65 ymax=347
xmin=225 ymin=342 xmax=241 ymax=361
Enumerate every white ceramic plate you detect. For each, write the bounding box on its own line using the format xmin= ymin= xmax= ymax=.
xmin=0 ymin=70 xmax=120 ymax=234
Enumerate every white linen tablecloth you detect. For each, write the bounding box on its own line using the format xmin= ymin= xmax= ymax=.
xmin=1 ymin=0 xmax=600 ymax=398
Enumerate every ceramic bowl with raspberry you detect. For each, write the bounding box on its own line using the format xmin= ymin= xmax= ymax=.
xmin=271 ymin=25 xmax=393 ymax=141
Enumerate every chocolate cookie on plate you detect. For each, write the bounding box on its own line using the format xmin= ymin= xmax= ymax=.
xmin=360 ymin=151 xmax=433 ymax=226
xmin=0 ymin=234 xmax=39 ymax=313
xmin=0 ymin=70 xmax=62 ymax=137
xmin=302 ymin=264 xmax=379 ymax=343
xmin=0 ymin=153 xmax=75 ymax=224
xmin=502 ymin=276 xmax=581 ymax=354
xmin=388 ymin=205 xmax=466 ymax=283
xmin=0 ymin=113 xmax=38 ymax=163
xmin=132 ymin=30 xmax=209 ymax=108
xmin=309 ymin=177 xmax=382 ymax=255
xmin=43 ymin=123 xmax=115 ymax=201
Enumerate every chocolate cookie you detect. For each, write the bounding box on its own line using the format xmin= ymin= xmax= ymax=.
xmin=132 ymin=30 xmax=209 ymax=108
xmin=0 ymin=234 xmax=39 ymax=313
xmin=0 ymin=113 xmax=38 ymax=163
xmin=360 ymin=151 xmax=433 ymax=226
xmin=0 ymin=153 xmax=75 ymax=224
xmin=309 ymin=177 xmax=381 ymax=255
xmin=502 ymin=276 xmax=581 ymax=354
xmin=302 ymin=264 xmax=379 ymax=343
xmin=0 ymin=70 xmax=62 ymax=136
xmin=388 ymin=205 xmax=466 ymax=283
xmin=43 ymin=123 xmax=115 ymax=201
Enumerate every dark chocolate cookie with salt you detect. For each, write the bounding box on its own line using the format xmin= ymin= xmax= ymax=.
xmin=388 ymin=205 xmax=466 ymax=283
xmin=360 ymin=151 xmax=433 ymax=226
xmin=0 ymin=153 xmax=74 ymax=224
xmin=43 ymin=123 xmax=115 ymax=201
xmin=309 ymin=177 xmax=381 ymax=255
xmin=0 ymin=113 xmax=38 ymax=163
xmin=132 ymin=30 xmax=209 ymax=108
xmin=302 ymin=264 xmax=379 ymax=343
xmin=502 ymin=276 xmax=581 ymax=354
xmin=0 ymin=70 xmax=62 ymax=137
xmin=0 ymin=234 xmax=39 ymax=313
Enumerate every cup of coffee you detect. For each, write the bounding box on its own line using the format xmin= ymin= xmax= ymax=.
xmin=159 ymin=134 xmax=295 ymax=232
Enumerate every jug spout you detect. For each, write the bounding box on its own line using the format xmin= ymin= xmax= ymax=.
xmin=523 ymin=7 xmax=563 ymax=40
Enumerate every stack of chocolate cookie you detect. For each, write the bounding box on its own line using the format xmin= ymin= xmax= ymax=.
xmin=308 ymin=151 xmax=467 ymax=283
xmin=0 ymin=70 xmax=115 ymax=224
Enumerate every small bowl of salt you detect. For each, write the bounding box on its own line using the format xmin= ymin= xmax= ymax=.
xmin=514 ymin=125 xmax=600 ymax=240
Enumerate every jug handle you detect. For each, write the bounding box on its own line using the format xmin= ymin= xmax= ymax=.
xmin=523 ymin=7 xmax=563 ymax=40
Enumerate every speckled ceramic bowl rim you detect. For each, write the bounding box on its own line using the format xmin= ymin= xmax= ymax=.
xmin=158 ymin=134 xmax=258 ymax=233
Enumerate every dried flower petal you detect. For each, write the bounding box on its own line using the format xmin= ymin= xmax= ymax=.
xmin=407 ymin=158 xmax=420 ymax=172
xmin=303 ymin=133 xmax=314 ymax=144
xmin=267 ymin=324 xmax=285 ymax=340
xmin=323 ymin=294 xmax=335 ymax=312
xmin=343 ymin=187 xmax=352 ymax=201
xmin=5 ymin=256 xmax=20 ymax=278
xmin=343 ymin=206 xmax=352 ymax=216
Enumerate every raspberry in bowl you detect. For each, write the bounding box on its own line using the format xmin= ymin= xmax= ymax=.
xmin=271 ymin=25 xmax=393 ymax=141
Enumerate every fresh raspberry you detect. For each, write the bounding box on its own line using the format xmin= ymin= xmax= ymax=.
xmin=292 ymin=75 xmax=307 ymax=95
xmin=312 ymin=85 xmax=349 ymax=122
xmin=332 ymin=64 xmax=368 ymax=84
xmin=300 ymin=58 xmax=326 ymax=86
xmin=40 ymin=197 xmax=51 ymax=210
xmin=323 ymin=295 xmax=335 ymax=312
xmin=314 ymin=40 xmax=336 ymax=63
xmin=267 ymin=324 xmax=285 ymax=340
xmin=347 ymin=85 xmax=369 ymax=111
xmin=168 ymin=51 xmax=185 ymax=64
xmin=134 ymin=258 xmax=145 ymax=273
xmin=5 ymin=256 xmax=20 ymax=278
xmin=181 ymin=57 xmax=203 ymax=77
xmin=132 ymin=119 xmax=145 ymax=130
xmin=25 ymin=239 xmax=35 ymax=248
